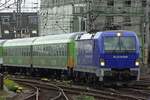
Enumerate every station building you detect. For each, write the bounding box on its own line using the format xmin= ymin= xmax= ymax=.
xmin=0 ymin=12 xmax=38 ymax=39
xmin=39 ymin=0 xmax=146 ymax=36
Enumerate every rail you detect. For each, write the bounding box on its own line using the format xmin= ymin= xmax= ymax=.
xmin=11 ymin=78 xmax=69 ymax=100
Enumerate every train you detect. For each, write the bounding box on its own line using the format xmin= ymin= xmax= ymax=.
xmin=0 ymin=30 xmax=140 ymax=84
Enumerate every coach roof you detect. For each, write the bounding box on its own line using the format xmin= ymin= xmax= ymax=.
xmin=3 ymin=37 xmax=37 ymax=47
xmin=33 ymin=32 xmax=84 ymax=45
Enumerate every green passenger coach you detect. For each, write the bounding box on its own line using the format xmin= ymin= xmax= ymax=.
xmin=32 ymin=33 xmax=78 ymax=71
xmin=3 ymin=38 xmax=37 ymax=67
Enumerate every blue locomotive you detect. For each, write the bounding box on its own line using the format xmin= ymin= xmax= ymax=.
xmin=74 ymin=30 xmax=140 ymax=82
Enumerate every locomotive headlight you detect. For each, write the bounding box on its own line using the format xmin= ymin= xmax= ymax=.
xmin=101 ymin=61 xmax=105 ymax=66
xmin=135 ymin=61 xmax=139 ymax=66
xmin=100 ymin=59 xmax=105 ymax=66
xmin=117 ymin=33 xmax=121 ymax=37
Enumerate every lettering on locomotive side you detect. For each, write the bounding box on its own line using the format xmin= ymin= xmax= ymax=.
xmin=113 ymin=56 xmax=128 ymax=58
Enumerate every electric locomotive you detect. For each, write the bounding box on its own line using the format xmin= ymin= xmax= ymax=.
xmin=74 ymin=30 xmax=140 ymax=82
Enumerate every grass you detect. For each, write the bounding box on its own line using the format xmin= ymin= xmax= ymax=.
xmin=0 ymin=78 xmax=24 ymax=100
xmin=4 ymin=79 xmax=20 ymax=92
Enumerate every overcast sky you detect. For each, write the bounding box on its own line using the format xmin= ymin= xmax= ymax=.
xmin=0 ymin=0 xmax=40 ymax=12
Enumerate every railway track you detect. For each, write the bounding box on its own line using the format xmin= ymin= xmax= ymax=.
xmin=5 ymin=74 xmax=150 ymax=100
xmin=10 ymin=77 xmax=149 ymax=100
xmin=9 ymin=82 xmax=38 ymax=100
xmin=60 ymin=84 xmax=147 ymax=100
xmin=11 ymin=78 xmax=69 ymax=100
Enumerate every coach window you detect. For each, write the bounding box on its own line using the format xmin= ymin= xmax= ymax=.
xmin=42 ymin=45 xmax=44 ymax=56
xmin=34 ymin=46 xmax=36 ymax=56
xmin=22 ymin=47 xmax=23 ymax=56
xmin=8 ymin=48 xmax=10 ymax=56
xmin=6 ymin=48 xmax=8 ymax=56
xmin=64 ymin=46 xmax=67 ymax=56
xmin=18 ymin=47 xmax=20 ymax=56
xmin=26 ymin=48 xmax=27 ymax=56
xmin=37 ymin=46 xmax=39 ymax=56
xmin=32 ymin=47 xmax=34 ymax=56
xmin=50 ymin=46 xmax=52 ymax=56
xmin=38 ymin=46 xmax=41 ymax=56
xmin=62 ymin=45 xmax=65 ymax=56
xmin=24 ymin=47 xmax=26 ymax=56
xmin=52 ymin=45 xmax=54 ymax=56
xmin=39 ymin=45 xmax=43 ymax=56
xmin=22 ymin=47 xmax=24 ymax=56
xmin=53 ymin=45 xmax=56 ymax=56
xmin=59 ymin=45 xmax=61 ymax=56
xmin=33 ymin=46 xmax=36 ymax=56
xmin=16 ymin=47 xmax=19 ymax=56
xmin=57 ymin=45 xmax=59 ymax=56
xmin=48 ymin=46 xmax=50 ymax=56
xmin=8 ymin=47 xmax=10 ymax=56
xmin=27 ymin=47 xmax=29 ymax=56
xmin=61 ymin=45 xmax=63 ymax=56
xmin=25 ymin=47 xmax=27 ymax=56
xmin=13 ymin=48 xmax=15 ymax=56
xmin=54 ymin=44 xmax=57 ymax=56
xmin=20 ymin=47 xmax=22 ymax=56
xmin=23 ymin=47 xmax=25 ymax=56
xmin=4 ymin=48 xmax=6 ymax=56
xmin=59 ymin=45 xmax=60 ymax=56
xmin=17 ymin=48 xmax=19 ymax=56
xmin=7 ymin=48 xmax=9 ymax=56
xmin=10 ymin=48 xmax=12 ymax=56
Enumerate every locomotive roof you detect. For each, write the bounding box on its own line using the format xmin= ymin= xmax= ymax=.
xmin=94 ymin=30 xmax=137 ymax=39
xmin=33 ymin=32 xmax=84 ymax=45
xmin=3 ymin=37 xmax=37 ymax=46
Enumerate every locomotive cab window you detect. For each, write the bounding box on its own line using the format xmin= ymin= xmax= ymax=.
xmin=104 ymin=36 xmax=136 ymax=53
